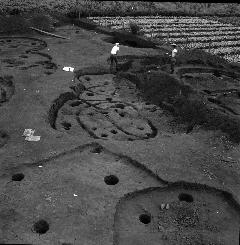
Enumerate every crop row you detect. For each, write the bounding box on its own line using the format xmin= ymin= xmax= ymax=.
xmin=89 ymin=16 xmax=213 ymax=19
xmin=203 ymin=46 xmax=240 ymax=54
xmin=143 ymin=26 xmax=240 ymax=32
xmin=88 ymin=16 xmax=240 ymax=63
xmin=145 ymin=34 xmax=240 ymax=43
xmin=104 ymin=22 xmax=234 ymax=29
xmin=155 ymin=30 xmax=240 ymax=38
xmin=89 ymin=16 xmax=220 ymax=24
xmin=222 ymin=54 xmax=240 ymax=62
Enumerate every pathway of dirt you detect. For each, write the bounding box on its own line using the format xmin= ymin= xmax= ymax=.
xmin=1 ymin=25 xmax=240 ymax=245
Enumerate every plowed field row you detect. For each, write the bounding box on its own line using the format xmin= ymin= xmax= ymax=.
xmin=88 ymin=16 xmax=240 ymax=63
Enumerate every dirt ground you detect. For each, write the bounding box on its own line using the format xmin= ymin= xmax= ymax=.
xmin=1 ymin=24 xmax=240 ymax=245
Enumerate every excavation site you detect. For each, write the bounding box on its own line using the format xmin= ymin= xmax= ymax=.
xmin=1 ymin=7 xmax=240 ymax=245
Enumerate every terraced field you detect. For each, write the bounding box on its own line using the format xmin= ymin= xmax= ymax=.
xmin=89 ymin=16 xmax=240 ymax=63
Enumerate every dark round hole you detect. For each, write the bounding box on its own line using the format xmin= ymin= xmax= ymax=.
xmin=92 ymin=127 xmax=97 ymax=131
xmin=71 ymin=101 xmax=81 ymax=107
xmin=33 ymin=219 xmax=49 ymax=234
xmin=1 ymin=132 xmax=8 ymax=138
xmin=101 ymin=133 xmax=108 ymax=138
xmin=91 ymin=146 xmax=103 ymax=154
xmin=115 ymin=103 xmax=125 ymax=109
xmin=111 ymin=129 xmax=118 ymax=134
xmin=213 ymin=70 xmax=221 ymax=77
xmin=90 ymin=146 xmax=103 ymax=154
xmin=7 ymin=40 xmax=12 ymax=42
xmin=31 ymin=42 xmax=36 ymax=45
xmin=85 ymin=77 xmax=91 ymax=81
xmin=178 ymin=193 xmax=194 ymax=203
xmin=87 ymin=92 xmax=94 ymax=96
xmin=62 ymin=122 xmax=71 ymax=130
xmin=119 ymin=113 xmax=125 ymax=117
xmin=145 ymin=102 xmax=150 ymax=105
xmin=106 ymin=98 xmax=112 ymax=102
xmin=104 ymin=175 xmax=119 ymax=185
xmin=12 ymin=173 xmax=24 ymax=181
xmin=139 ymin=214 xmax=151 ymax=224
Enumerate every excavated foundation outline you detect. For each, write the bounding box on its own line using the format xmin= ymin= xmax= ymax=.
xmin=4 ymin=49 xmax=239 ymax=243
xmin=75 ymin=98 xmax=158 ymax=140
xmin=0 ymin=36 xmax=47 ymax=53
xmin=0 ymin=36 xmax=57 ymax=74
xmin=2 ymin=141 xmax=240 ymax=244
xmin=117 ymin=63 xmax=240 ymax=142
xmin=49 ymin=72 xmax=158 ymax=140
xmin=0 ymin=36 xmax=57 ymax=148
xmin=2 ymin=27 xmax=240 ymax=243
xmin=113 ymin=181 xmax=240 ymax=245
xmin=177 ymin=66 xmax=240 ymax=116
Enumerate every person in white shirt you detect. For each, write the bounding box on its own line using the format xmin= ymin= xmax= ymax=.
xmin=170 ymin=44 xmax=178 ymax=74
xmin=110 ymin=43 xmax=119 ymax=72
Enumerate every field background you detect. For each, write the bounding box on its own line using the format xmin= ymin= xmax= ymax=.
xmin=0 ymin=1 xmax=240 ymax=18
xmin=1 ymin=1 xmax=240 ymax=63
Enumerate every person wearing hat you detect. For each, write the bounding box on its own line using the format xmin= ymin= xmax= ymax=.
xmin=170 ymin=43 xmax=178 ymax=74
xmin=110 ymin=43 xmax=120 ymax=72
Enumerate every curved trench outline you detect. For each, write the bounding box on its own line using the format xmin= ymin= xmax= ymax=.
xmin=0 ymin=37 xmax=56 ymax=150
xmin=176 ymin=66 xmax=240 ymax=79
xmin=48 ymin=91 xmax=77 ymax=129
xmin=118 ymin=64 xmax=240 ymax=142
xmin=56 ymin=98 xmax=158 ymax=140
xmin=31 ymin=51 xmax=58 ymax=71
xmin=2 ymin=140 xmax=240 ymax=244
xmin=177 ymin=66 xmax=240 ymax=116
xmin=75 ymin=97 xmax=158 ymax=140
xmin=112 ymin=181 xmax=240 ymax=245
xmin=49 ymin=74 xmax=158 ymax=140
xmin=0 ymin=130 xmax=9 ymax=148
xmin=45 ymin=61 xmax=240 ymax=241
xmin=0 ymin=36 xmax=47 ymax=53
xmin=0 ymin=75 xmax=15 ymax=105
xmin=0 ymin=36 xmax=57 ymax=73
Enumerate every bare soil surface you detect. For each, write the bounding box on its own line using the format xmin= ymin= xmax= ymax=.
xmin=1 ymin=24 xmax=240 ymax=245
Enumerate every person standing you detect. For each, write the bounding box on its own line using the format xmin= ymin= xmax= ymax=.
xmin=170 ymin=43 xmax=178 ymax=74
xmin=110 ymin=43 xmax=120 ymax=73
